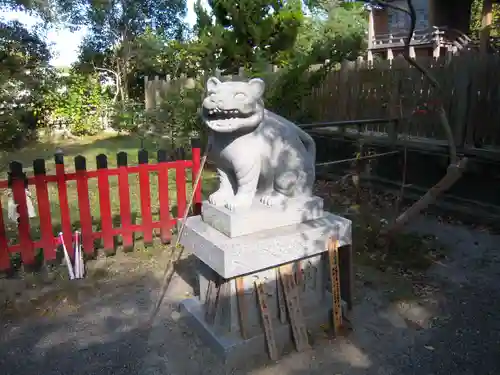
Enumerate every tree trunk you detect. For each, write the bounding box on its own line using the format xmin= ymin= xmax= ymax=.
xmin=116 ymin=61 xmax=125 ymax=102
xmin=377 ymin=0 xmax=467 ymax=234
xmin=384 ymin=157 xmax=468 ymax=235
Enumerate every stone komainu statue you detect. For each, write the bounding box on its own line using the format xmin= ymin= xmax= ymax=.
xmin=201 ymin=76 xmax=316 ymax=212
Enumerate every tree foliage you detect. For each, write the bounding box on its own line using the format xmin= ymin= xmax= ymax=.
xmin=0 ymin=0 xmax=55 ymax=21
xmin=294 ymin=0 xmax=367 ymax=64
xmin=470 ymin=0 xmax=500 ymax=38
xmin=41 ymin=71 xmax=112 ymax=135
xmin=195 ymin=0 xmax=305 ymax=72
xmin=68 ymin=0 xmax=188 ymax=101
xmin=128 ymin=29 xmax=206 ymax=77
xmin=0 ymin=0 xmax=371 ymax=147
xmin=0 ymin=19 xmax=54 ymax=147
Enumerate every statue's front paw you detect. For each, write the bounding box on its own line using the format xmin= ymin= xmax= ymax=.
xmin=209 ymin=190 xmax=231 ymax=206
xmin=260 ymin=191 xmax=286 ymax=207
xmin=225 ymin=194 xmax=253 ymax=212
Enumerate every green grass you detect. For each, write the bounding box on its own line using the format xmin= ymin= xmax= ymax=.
xmin=1 ymin=134 xmax=217 ymax=254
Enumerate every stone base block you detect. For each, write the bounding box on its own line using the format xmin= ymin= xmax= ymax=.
xmin=201 ymin=195 xmax=324 ymax=238
xmin=180 ymin=212 xmax=352 ymax=279
xmin=179 ymin=295 xmax=347 ymax=366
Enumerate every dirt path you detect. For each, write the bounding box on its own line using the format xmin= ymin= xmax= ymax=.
xmin=1 ymin=217 xmax=499 ymax=375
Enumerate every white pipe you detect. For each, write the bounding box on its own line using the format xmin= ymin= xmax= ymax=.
xmin=59 ymin=232 xmax=75 ymax=280
xmin=79 ymin=233 xmax=85 ymax=278
xmin=75 ymin=231 xmax=85 ymax=279
xmin=74 ymin=232 xmax=80 ymax=279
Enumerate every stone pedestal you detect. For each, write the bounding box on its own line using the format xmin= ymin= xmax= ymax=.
xmin=178 ymin=196 xmax=353 ymax=364
xmin=200 ymin=195 xmax=325 ymax=238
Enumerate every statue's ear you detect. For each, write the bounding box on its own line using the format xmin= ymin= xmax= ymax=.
xmin=206 ymin=76 xmax=221 ymax=92
xmin=247 ymin=78 xmax=265 ymax=98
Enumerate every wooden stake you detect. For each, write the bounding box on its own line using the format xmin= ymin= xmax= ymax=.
xmin=295 ymin=260 xmax=302 ymax=286
xmin=279 ymin=264 xmax=310 ymax=352
xmin=235 ymin=277 xmax=248 ymax=339
xmin=217 ymin=279 xmax=231 ymax=326
xmin=328 ymin=238 xmax=343 ymax=336
xmin=276 ymin=268 xmax=287 ymax=324
xmin=254 ymin=278 xmax=279 ymax=361
xmin=205 ymin=278 xmax=220 ymax=324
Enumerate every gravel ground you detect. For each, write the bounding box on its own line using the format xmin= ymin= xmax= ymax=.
xmin=1 ymin=216 xmax=499 ymax=375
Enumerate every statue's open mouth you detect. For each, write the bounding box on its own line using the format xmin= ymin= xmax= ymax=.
xmin=202 ymin=107 xmax=254 ymax=121
xmin=202 ymin=105 xmax=264 ymax=133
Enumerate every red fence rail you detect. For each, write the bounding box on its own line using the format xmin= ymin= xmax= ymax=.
xmin=0 ymin=138 xmax=202 ymax=272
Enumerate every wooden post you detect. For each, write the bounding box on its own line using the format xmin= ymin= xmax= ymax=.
xmin=235 ymin=277 xmax=248 ymax=339
xmin=154 ymin=75 xmax=160 ymax=108
xmin=144 ymin=76 xmax=152 ymax=110
xmin=451 ymin=54 xmax=472 ymax=149
xmin=367 ymin=49 xmax=374 ymax=63
xmin=409 ymin=46 xmax=416 ymax=59
xmin=238 ymin=66 xmax=246 ymax=79
xmin=276 ymin=268 xmax=287 ymax=324
xmin=480 ymin=0 xmax=493 ymax=54
xmin=327 ymin=238 xmax=343 ymax=336
xmin=338 ymin=60 xmax=353 ymax=127
xmin=205 ymin=278 xmax=220 ymax=324
xmin=255 ymin=278 xmax=279 ymax=360
xmin=387 ymin=48 xmax=394 ymax=63
xmin=279 ymin=264 xmax=310 ymax=352
xmin=433 ymin=44 xmax=441 ymax=59
xmin=433 ymin=26 xmax=442 ymax=59
xmin=368 ymin=7 xmax=375 ymax=50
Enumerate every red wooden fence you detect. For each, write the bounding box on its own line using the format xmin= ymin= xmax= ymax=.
xmin=0 ymin=138 xmax=202 ymax=272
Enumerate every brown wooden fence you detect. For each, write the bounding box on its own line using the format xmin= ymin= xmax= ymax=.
xmin=144 ymin=53 xmax=500 ymax=158
xmin=303 ymin=53 xmax=500 ymax=159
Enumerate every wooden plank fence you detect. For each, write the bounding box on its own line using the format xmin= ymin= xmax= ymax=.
xmin=0 ymin=139 xmax=202 ymax=271
xmin=145 ymin=53 xmax=500 ymax=158
xmin=302 ymin=53 xmax=500 ymax=156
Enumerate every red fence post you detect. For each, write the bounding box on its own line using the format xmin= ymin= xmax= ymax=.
xmin=75 ymin=155 xmax=94 ymax=255
xmin=175 ymin=148 xmax=187 ymax=219
xmin=9 ymin=161 xmax=34 ymax=265
xmin=117 ymin=152 xmax=133 ymax=250
xmin=138 ymin=150 xmax=153 ymax=245
xmin=157 ymin=150 xmax=171 ymax=244
xmin=96 ymin=154 xmax=114 ymax=254
xmin=33 ymin=159 xmax=55 ymax=261
xmin=191 ymin=138 xmax=202 ymax=215
xmin=55 ymin=152 xmax=73 ymax=258
xmin=0 ymin=195 xmax=9 ymax=271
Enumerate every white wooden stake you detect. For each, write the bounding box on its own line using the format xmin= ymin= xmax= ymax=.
xmin=59 ymin=232 xmax=75 ymax=280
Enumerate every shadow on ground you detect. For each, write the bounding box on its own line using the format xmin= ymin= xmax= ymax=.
xmin=0 ymin=217 xmax=500 ymax=375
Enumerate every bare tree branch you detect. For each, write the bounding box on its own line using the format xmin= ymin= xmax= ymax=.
xmin=371 ymin=0 xmax=468 ymax=233
xmin=93 ymin=64 xmax=121 ymax=103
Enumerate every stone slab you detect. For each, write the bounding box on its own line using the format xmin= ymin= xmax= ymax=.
xmin=179 ymin=212 xmax=352 ymax=279
xmin=179 ymin=295 xmax=348 ymax=366
xmin=201 ymin=195 xmax=324 ymax=238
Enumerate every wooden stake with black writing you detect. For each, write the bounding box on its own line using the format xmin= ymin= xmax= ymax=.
xmin=255 ymin=278 xmax=279 ymax=360
xmin=205 ymin=278 xmax=220 ymax=324
xmin=276 ymin=268 xmax=287 ymax=324
xmin=328 ymin=238 xmax=343 ymax=336
xmin=279 ymin=264 xmax=310 ymax=351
